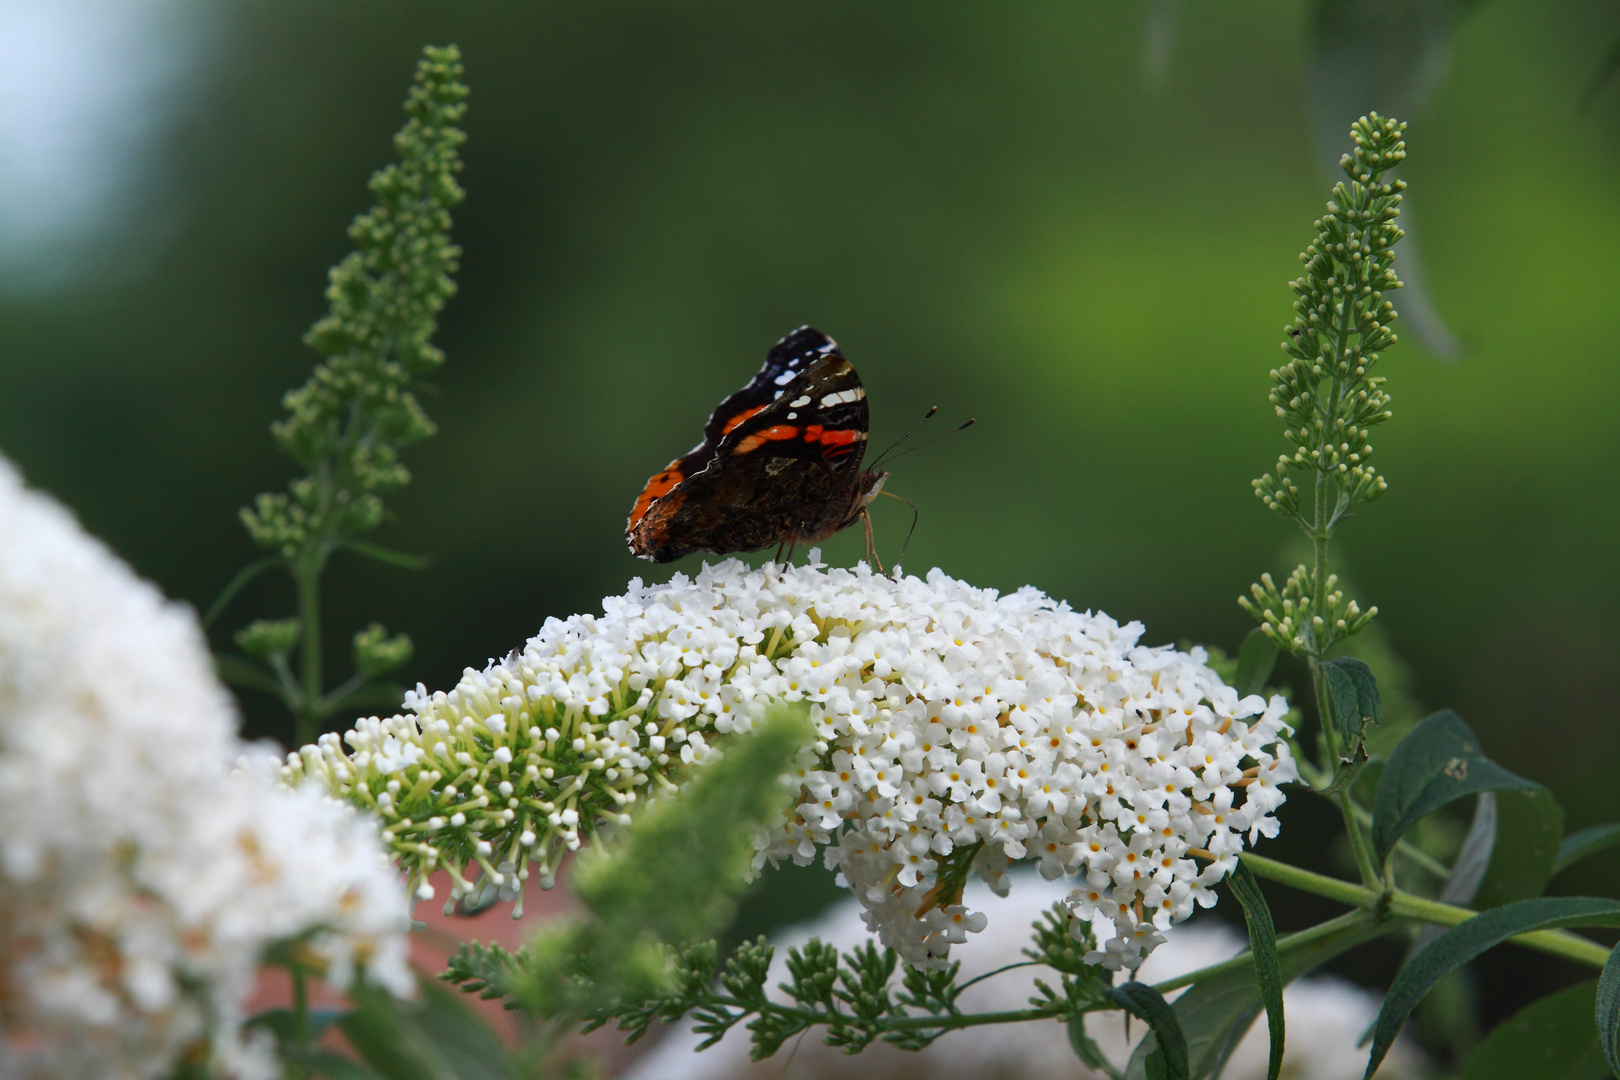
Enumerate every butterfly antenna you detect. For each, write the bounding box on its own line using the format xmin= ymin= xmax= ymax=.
xmin=877 ymin=489 xmax=921 ymax=574
xmin=873 ymin=417 xmax=976 ymax=468
xmin=871 ymin=406 xmax=939 ymax=469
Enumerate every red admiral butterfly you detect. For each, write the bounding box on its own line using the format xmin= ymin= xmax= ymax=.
xmin=627 ymin=326 xmax=888 ymax=564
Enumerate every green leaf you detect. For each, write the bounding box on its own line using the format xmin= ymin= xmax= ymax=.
xmin=1126 ymin=914 xmax=1393 ymax=1080
xmin=340 ymin=979 xmax=516 ymax=1080
xmin=1474 ymin=787 xmax=1565 ymax=910
xmin=1109 ymin=982 xmax=1189 ymax=1080
xmin=1364 ymin=897 xmax=1620 ymax=1080
xmin=281 ymin=1047 xmax=385 ymax=1080
xmin=1599 ymin=944 xmax=1620 ymax=1079
xmin=1234 ymin=627 xmax=1280 ymax=698
xmin=1069 ymin=1014 xmax=1126 ymax=1079
xmin=214 ymin=653 xmax=289 ymax=698
xmin=1226 ymin=861 xmax=1285 ymax=1080
xmin=1555 ymin=823 xmax=1620 ymax=878
xmin=202 ymin=555 xmax=283 ymax=628
xmin=1370 ymin=710 xmax=1542 ymax=867
xmin=1439 ymin=792 xmax=1496 ymax=906
xmin=343 ymin=539 xmax=434 ymax=570
xmin=1461 ymin=980 xmax=1609 ymax=1080
xmin=1322 ymin=656 xmax=1381 ymax=753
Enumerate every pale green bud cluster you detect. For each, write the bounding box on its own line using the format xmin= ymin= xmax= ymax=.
xmin=1239 ymin=567 xmax=1377 ymax=659
xmin=239 ymin=46 xmax=465 ymax=559
xmin=1253 ymin=113 xmax=1405 ymax=528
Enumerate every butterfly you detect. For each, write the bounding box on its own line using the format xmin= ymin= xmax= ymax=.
xmin=626 ymin=326 xmax=889 ymax=564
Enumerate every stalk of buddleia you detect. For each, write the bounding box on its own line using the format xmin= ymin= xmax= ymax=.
xmin=1241 ymin=112 xmax=1406 ymax=886
xmin=212 ymin=45 xmax=467 ymax=748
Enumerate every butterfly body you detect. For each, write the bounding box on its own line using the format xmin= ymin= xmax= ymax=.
xmin=627 ymin=327 xmax=887 ymax=563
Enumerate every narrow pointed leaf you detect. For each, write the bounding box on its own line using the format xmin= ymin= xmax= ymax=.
xmin=1599 ymin=944 xmax=1620 ymax=1078
xmin=1227 ymin=861 xmax=1285 ymax=1080
xmin=338 ymin=977 xmax=517 ymax=1080
xmin=1126 ymin=915 xmax=1390 ymax=1080
xmin=1370 ymin=710 xmax=1541 ymax=866
xmin=1364 ymin=897 xmax=1620 ymax=1079
xmin=1069 ymin=1014 xmax=1126 ymax=1079
xmin=1322 ymin=656 xmax=1381 ymax=753
xmin=342 ymin=539 xmax=434 ymax=570
xmin=1460 ymin=980 xmax=1607 ymax=1080
xmin=1234 ymin=627 xmax=1280 ymax=698
xmin=1474 ymin=787 xmax=1564 ymax=909
xmin=214 ymin=653 xmax=288 ymax=698
xmin=202 ymin=555 xmax=283 ymax=627
xmin=280 ymin=1047 xmax=385 ymax=1080
xmin=1554 ymin=823 xmax=1620 ymax=877
xmin=1110 ymin=982 xmax=1189 ymax=1080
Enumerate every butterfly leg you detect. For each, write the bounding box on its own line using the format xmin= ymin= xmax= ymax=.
xmin=784 ymin=540 xmax=798 ymax=566
xmin=862 ymin=508 xmax=885 ymax=576
xmin=774 ymin=540 xmax=787 ymax=566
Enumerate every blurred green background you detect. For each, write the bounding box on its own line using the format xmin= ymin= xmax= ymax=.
xmin=2 ymin=0 xmax=1618 ymax=1058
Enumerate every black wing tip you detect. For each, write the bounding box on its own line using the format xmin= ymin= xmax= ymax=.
xmin=773 ymin=325 xmax=839 ymax=354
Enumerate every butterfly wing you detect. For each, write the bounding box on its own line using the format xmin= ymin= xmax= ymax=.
xmin=628 ymin=351 xmax=872 ymax=562
xmin=626 ymin=326 xmax=842 ymax=535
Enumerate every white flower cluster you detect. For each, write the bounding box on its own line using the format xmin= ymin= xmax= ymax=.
xmin=0 ymin=458 xmax=412 ymax=1080
xmin=298 ymin=554 xmax=1294 ymax=972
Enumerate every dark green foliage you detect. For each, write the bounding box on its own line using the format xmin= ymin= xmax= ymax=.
xmin=338 ymin=979 xmax=519 ymax=1080
xmin=1556 ymin=824 xmax=1620 ymax=878
xmin=1364 ymin=898 xmax=1620 ymax=1080
xmin=1474 ymin=788 xmax=1565 ymax=910
xmin=1599 ymin=946 xmax=1620 ymax=1078
xmin=1109 ymin=982 xmax=1189 ymax=1080
xmin=1461 ymin=980 xmax=1610 ymax=1080
xmin=1370 ymin=709 xmax=1542 ymax=866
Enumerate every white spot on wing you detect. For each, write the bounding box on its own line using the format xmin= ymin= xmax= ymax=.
xmin=789 ymin=395 xmax=812 ymax=407
xmin=819 ymin=388 xmax=864 ymax=407
xmin=773 ymin=370 xmax=797 ymax=386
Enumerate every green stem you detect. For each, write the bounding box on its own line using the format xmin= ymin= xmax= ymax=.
xmin=1150 ymin=909 xmax=1374 ymax=995
xmin=295 ymin=557 xmax=323 ymax=748
xmin=1239 ymin=852 xmax=1612 ymax=969
xmin=1242 ymin=851 xmax=1369 ymax=906
xmin=1385 ymin=892 xmax=1614 ymax=968
xmin=1292 ymin=759 xmax=1453 ymax=880
xmin=291 ymin=964 xmax=310 ymax=1045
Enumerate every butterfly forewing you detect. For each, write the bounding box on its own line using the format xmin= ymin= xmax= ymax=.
xmin=626 ymin=325 xmax=878 ymax=562
xmin=626 ymin=326 xmax=841 ymax=534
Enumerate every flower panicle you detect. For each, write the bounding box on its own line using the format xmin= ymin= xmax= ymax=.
xmin=240 ymin=44 xmax=467 ymax=559
xmin=295 ymin=556 xmax=1297 ymax=973
xmin=1254 ymin=112 xmax=1404 ymax=527
xmin=1247 ymin=112 xmax=1406 ymax=658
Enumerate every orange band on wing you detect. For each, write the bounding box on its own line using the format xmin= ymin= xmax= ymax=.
xmin=628 ymin=464 xmax=684 ymax=530
xmin=733 ymin=425 xmax=801 ymax=453
xmin=721 ymin=404 xmax=767 ymax=434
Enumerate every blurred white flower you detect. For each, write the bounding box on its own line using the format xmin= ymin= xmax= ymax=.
xmin=622 ymin=873 xmax=1432 ymax=1080
xmin=297 ymin=552 xmax=1293 ymax=972
xmin=0 ymin=457 xmax=411 ymax=1079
